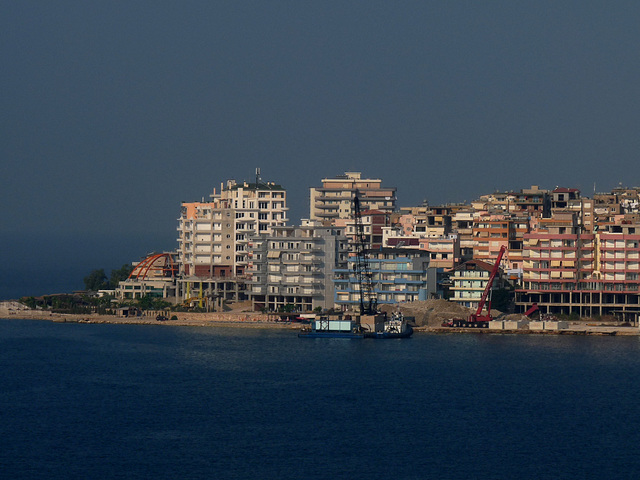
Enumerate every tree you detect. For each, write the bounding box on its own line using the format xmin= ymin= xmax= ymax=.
xmin=109 ymin=264 xmax=134 ymax=288
xmin=137 ymin=294 xmax=171 ymax=311
xmin=491 ymin=288 xmax=514 ymax=314
xmin=84 ymin=269 xmax=109 ymax=291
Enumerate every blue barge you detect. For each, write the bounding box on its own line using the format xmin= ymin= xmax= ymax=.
xmin=298 ymin=316 xmax=365 ymax=338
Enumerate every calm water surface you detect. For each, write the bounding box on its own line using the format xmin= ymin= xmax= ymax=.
xmin=1 ymin=319 xmax=639 ymax=479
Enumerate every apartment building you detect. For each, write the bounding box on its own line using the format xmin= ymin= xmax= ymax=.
xmin=176 ymin=179 xmax=288 ymax=280
xmin=343 ymin=209 xmax=391 ymax=250
xmin=418 ymin=236 xmax=460 ymax=270
xmin=334 ymin=248 xmax=437 ymax=309
xmin=382 ymin=225 xmax=459 ymax=272
xmin=309 ymin=172 xmax=396 ymax=224
xmin=451 ymin=208 xmax=475 ymax=261
xmin=247 ymin=221 xmax=349 ymax=312
xmin=472 ymin=213 xmax=529 ymax=280
xmin=449 ymin=259 xmax=508 ymax=310
xmin=473 ymin=186 xmax=550 ymax=217
xmin=551 ymin=187 xmax=580 ymax=209
xmin=516 ymin=212 xmax=640 ymax=320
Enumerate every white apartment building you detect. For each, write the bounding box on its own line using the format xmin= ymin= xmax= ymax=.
xmin=247 ymin=220 xmax=349 ymax=312
xmin=176 ymin=179 xmax=288 ymax=279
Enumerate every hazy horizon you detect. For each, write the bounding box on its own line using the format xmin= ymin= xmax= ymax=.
xmin=3 ymin=1 xmax=640 ymax=299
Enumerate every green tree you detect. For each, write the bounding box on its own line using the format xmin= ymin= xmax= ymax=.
xmin=137 ymin=294 xmax=171 ymax=311
xmin=491 ymin=288 xmax=514 ymax=313
xmin=109 ymin=264 xmax=134 ymax=288
xmin=84 ymin=269 xmax=109 ymax=291
xmin=20 ymin=296 xmax=37 ymax=309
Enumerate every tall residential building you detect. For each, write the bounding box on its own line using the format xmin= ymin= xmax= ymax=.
xmin=176 ymin=178 xmax=288 ymax=279
xmin=247 ymin=221 xmax=349 ymax=312
xmin=342 ymin=209 xmax=391 ymax=250
xmin=472 ymin=213 xmax=529 ymax=279
xmin=516 ymin=212 xmax=640 ymax=320
xmin=309 ymin=172 xmax=397 ymax=225
xmin=333 ymin=248 xmax=437 ymax=309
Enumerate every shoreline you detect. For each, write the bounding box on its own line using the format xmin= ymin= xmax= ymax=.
xmin=0 ymin=310 xmax=299 ymax=329
xmin=2 ymin=310 xmax=639 ymax=335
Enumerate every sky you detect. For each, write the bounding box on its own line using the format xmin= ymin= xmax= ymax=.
xmin=2 ymin=1 xmax=640 ymax=299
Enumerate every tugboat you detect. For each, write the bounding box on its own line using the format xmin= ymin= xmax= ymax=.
xmin=363 ymin=311 xmax=413 ymax=339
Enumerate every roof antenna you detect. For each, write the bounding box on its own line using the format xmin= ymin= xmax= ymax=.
xmin=256 ymin=167 xmax=261 ymax=186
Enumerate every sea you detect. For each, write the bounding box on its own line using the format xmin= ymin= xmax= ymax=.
xmin=1 ymin=319 xmax=639 ymax=480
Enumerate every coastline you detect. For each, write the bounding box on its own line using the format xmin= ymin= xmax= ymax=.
xmin=0 ymin=310 xmax=299 ymax=329
xmin=2 ymin=308 xmax=639 ymax=335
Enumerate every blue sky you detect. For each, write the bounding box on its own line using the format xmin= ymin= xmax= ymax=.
xmin=2 ymin=1 xmax=640 ymax=299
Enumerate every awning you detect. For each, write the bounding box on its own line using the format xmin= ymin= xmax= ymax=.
xmin=562 ymin=271 xmax=574 ymax=279
xmin=551 ymin=260 xmax=561 ymax=267
xmin=528 ymin=238 xmax=539 ymax=246
xmin=267 ymin=251 xmax=281 ymax=259
xmin=563 ymin=260 xmax=575 ymax=267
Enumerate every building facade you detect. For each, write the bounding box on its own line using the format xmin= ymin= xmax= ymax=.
xmin=516 ymin=215 xmax=640 ymax=320
xmin=247 ymin=221 xmax=349 ymax=312
xmin=449 ymin=259 xmax=508 ymax=311
xmin=334 ymin=248 xmax=436 ymax=310
xmin=309 ymin=171 xmax=396 ymax=224
xmin=176 ymin=179 xmax=289 ymax=280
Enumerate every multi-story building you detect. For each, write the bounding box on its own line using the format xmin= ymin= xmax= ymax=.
xmin=473 ymin=186 xmax=550 ymax=217
xmin=516 ymin=213 xmax=640 ymax=321
xmin=418 ymin=236 xmax=460 ymax=270
xmin=551 ymin=187 xmax=580 ymax=209
xmin=451 ymin=208 xmax=475 ymax=261
xmin=449 ymin=258 xmax=509 ymax=311
xmin=382 ymin=226 xmax=459 ymax=271
xmin=176 ymin=179 xmax=288 ymax=280
xmin=472 ymin=213 xmax=529 ymax=280
xmin=309 ymin=172 xmax=396 ymax=224
xmin=343 ymin=209 xmax=391 ymax=250
xmin=117 ymin=252 xmax=179 ymax=302
xmin=247 ymin=221 xmax=349 ymax=312
xmin=334 ymin=248 xmax=437 ymax=309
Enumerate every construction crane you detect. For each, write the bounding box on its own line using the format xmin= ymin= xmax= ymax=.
xmin=447 ymin=245 xmax=507 ymax=328
xmin=469 ymin=244 xmax=507 ymax=324
xmin=352 ymin=190 xmax=377 ymax=315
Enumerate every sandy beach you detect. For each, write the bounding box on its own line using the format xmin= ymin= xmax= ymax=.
xmin=0 ymin=305 xmax=299 ymax=329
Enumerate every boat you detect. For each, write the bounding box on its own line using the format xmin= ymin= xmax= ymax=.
xmin=298 ymin=315 xmax=365 ymax=338
xmin=363 ymin=311 xmax=413 ymax=339
xmin=298 ymin=311 xmax=413 ymax=339
xmin=299 ymin=191 xmax=412 ymax=339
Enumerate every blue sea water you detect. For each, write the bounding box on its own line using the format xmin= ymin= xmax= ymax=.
xmin=1 ymin=319 xmax=640 ymax=480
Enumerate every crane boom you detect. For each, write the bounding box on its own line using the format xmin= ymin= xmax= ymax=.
xmin=353 ymin=190 xmax=377 ymax=315
xmin=470 ymin=245 xmax=506 ymax=322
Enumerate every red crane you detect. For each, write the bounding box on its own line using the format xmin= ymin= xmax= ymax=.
xmin=468 ymin=244 xmax=507 ymax=324
xmin=446 ymin=245 xmax=507 ymax=328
